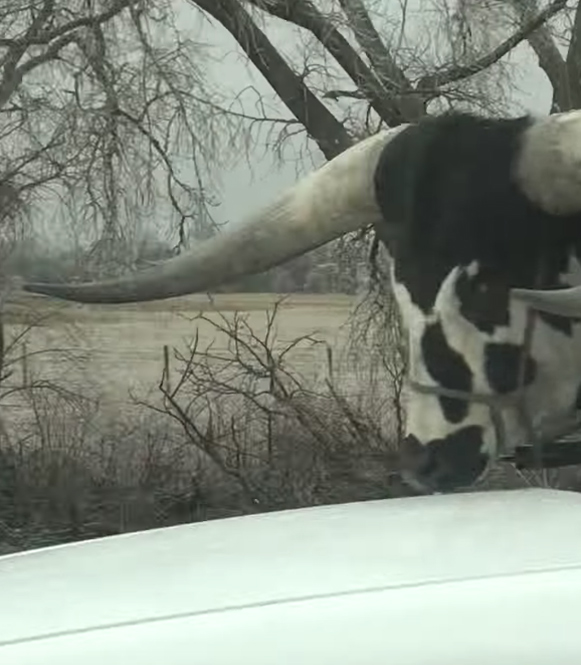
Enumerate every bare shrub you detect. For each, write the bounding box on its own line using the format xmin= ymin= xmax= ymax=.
xmin=0 ymin=384 xmax=240 ymax=554
xmin=137 ymin=295 xmax=403 ymax=514
xmin=345 ymin=242 xmax=408 ymax=446
xmin=0 ymin=304 xmax=234 ymax=553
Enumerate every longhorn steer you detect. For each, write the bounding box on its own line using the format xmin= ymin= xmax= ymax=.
xmin=24 ymin=111 xmax=581 ymax=494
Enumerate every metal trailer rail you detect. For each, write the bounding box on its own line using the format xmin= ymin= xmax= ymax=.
xmin=503 ymin=430 xmax=581 ymax=469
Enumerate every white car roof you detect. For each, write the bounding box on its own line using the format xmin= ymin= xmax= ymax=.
xmin=2 ymin=486 xmax=581 ymax=651
xmin=5 ymin=489 xmax=581 ymax=665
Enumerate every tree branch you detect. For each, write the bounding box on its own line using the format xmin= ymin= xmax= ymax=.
xmin=417 ymin=0 xmax=568 ymax=95
xmin=0 ymin=0 xmax=137 ymax=47
xmin=246 ymin=0 xmax=406 ymax=126
xmin=0 ymin=33 xmax=78 ymax=109
xmin=324 ymin=88 xmax=368 ymax=101
xmin=194 ymin=0 xmax=353 ymax=159
xmin=336 ymin=0 xmax=426 ymax=120
xmin=246 ymin=0 xmax=410 ymax=124
xmin=564 ymin=0 xmax=581 ymax=109
xmin=0 ymin=0 xmax=139 ymax=111
xmin=508 ymin=0 xmax=578 ymax=111
xmin=0 ymin=0 xmax=57 ymax=108
xmin=337 ymin=0 xmax=408 ymax=90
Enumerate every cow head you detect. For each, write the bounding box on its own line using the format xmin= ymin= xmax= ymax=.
xmin=23 ymin=111 xmax=581 ymax=494
xmin=392 ymin=255 xmax=581 ymax=494
xmin=371 ymin=111 xmax=581 ymax=493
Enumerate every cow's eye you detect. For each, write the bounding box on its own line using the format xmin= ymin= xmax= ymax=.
xmin=456 ymin=268 xmax=510 ymax=332
xmin=471 ymin=275 xmax=494 ymax=307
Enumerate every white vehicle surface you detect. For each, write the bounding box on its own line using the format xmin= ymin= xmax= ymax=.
xmin=1 ymin=488 xmax=581 ymax=664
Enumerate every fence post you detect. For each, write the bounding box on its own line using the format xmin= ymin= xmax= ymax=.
xmin=162 ymin=344 xmax=170 ymax=393
xmin=22 ymin=341 xmax=28 ymax=388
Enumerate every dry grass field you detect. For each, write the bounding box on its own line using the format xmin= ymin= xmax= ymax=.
xmin=0 ymin=291 xmax=553 ymax=546
xmin=3 ymin=292 xmax=362 ymax=417
xmin=0 ymin=291 xmax=407 ymax=550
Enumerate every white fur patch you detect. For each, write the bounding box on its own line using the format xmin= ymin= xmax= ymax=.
xmin=392 ymin=254 xmax=581 ymax=460
xmin=515 ymin=110 xmax=581 ymax=215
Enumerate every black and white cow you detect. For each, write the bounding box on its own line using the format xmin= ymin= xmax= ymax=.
xmin=24 ymin=110 xmax=581 ymax=494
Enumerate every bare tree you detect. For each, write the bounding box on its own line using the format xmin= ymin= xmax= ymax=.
xmin=449 ymin=0 xmax=581 ymax=113
xmin=188 ymin=0 xmax=571 ymax=164
xmin=138 ymin=296 xmax=400 ymax=511
xmin=1 ymin=0 xmax=573 ymax=270
xmin=0 ymin=0 xmax=248 ymax=272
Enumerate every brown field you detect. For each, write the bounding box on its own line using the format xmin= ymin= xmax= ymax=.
xmin=3 ymin=292 xmax=364 ymax=419
xmin=0 ymin=292 xmax=403 ymax=549
xmin=0 ymin=295 xmax=560 ymax=544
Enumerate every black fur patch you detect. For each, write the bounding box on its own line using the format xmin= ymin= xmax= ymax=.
xmin=402 ymin=427 xmax=487 ymax=492
xmin=421 ymin=321 xmax=473 ymax=423
xmin=485 ymin=342 xmax=537 ymax=395
xmin=455 ymin=266 xmax=510 ymax=334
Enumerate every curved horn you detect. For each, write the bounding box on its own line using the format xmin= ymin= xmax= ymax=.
xmin=24 ymin=125 xmax=409 ymax=304
xmin=511 ymin=285 xmax=581 ymax=318
xmin=515 ymin=109 xmax=581 ymax=216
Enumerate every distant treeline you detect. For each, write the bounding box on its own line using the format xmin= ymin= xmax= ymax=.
xmin=6 ymin=236 xmax=371 ymax=295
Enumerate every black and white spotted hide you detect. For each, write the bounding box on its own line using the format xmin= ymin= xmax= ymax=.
xmin=373 ymin=113 xmax=581 ymax=493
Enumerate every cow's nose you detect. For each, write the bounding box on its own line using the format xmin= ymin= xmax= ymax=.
xmin=399 ymin=434 xmax=435 ymax=494
xmin=400 ymin=427 xmax=489 ymax=493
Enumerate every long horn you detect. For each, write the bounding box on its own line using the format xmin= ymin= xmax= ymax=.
xmin=24 ymin=125 xmax=409 ymax=304
xmin=511 ymin=285 xmax=581 ymax=317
